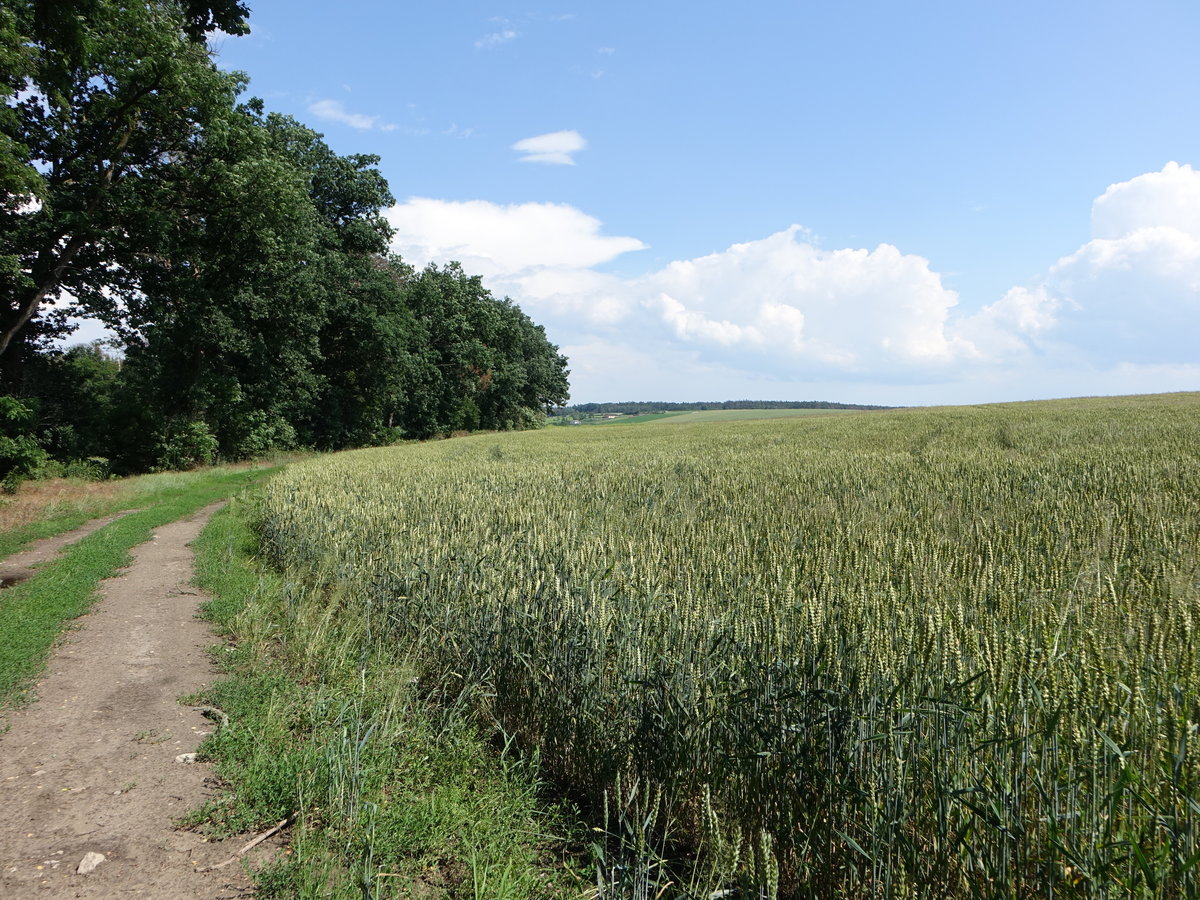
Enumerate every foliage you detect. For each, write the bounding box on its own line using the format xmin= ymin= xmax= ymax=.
xmin=1 ymin=1 xmax=571 ymax=473
xmin=0 ymin=0 xmax=247 ymax=362
xmin=257 ymin=394 xmax=1200 ymax=898
xmin=153 ymin=419 xmax=220 ymax=471
xmin=18 ymin=342 xmax=121 ymax=461
xmin=398 ymin=263 xmax=570 ymax=438
xmin=0 ymin=394 xmax=53 ymax=487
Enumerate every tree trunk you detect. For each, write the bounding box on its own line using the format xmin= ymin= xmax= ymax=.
xmin=0 ymin=235 xmax=89 ymax=359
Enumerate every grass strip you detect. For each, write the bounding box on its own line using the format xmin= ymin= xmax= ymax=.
xmin=0 ymin=486 xmax=133 ymax=560
xmin=190 ymin=497 xmax=587 ymax=899
xmin=0 ymin=466 xmax=269 ymax=706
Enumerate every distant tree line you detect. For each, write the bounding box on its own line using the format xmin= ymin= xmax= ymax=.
xmin=0 ymin=0 xmax=568 ymax=480
xmin=553 ymin=400 xmax=889 ymax=417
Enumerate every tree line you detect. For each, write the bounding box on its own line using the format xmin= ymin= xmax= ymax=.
xmin=0 ymin=0 xmax=569 ymax=479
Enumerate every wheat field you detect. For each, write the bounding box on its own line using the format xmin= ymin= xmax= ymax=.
xmin=258 ymin=393 xmax=1200 ymax=898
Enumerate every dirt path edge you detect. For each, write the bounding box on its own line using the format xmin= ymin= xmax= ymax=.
xmin=0 ymin=501 xmax=264 ymax=899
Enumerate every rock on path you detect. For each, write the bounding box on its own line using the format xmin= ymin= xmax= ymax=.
xmin=0 ymin=501 xmax=259 ymax=899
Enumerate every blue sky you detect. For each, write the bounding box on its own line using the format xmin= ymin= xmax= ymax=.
xmin=208 ymin=0 xmax=1200 ymax=405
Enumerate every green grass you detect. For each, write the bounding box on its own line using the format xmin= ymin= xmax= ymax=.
xmin=0 ymin=488 xmax=132 ymax=560
xmin=656 ymin=407 xmax=862 ymax=423
xmin=592 ymin=412 xmax=687 ymax=425
xmin=189 ymin=497 xmax=587 ymax=899
xmin=0 ymin=465 xmax=271 ymax=707
xmin=551 ymin=412 xmax=688 ymax=426
xmin=554 ymin=409 xmax=861 ymax=427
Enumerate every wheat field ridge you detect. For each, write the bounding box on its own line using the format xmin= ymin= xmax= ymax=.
xmin=258 ymin=393 xmax=1200 ymax=898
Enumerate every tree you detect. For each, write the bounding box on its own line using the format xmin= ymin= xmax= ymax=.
xmin=108 ymin=105 xmax=329 ymax=463
xmin=0 ymin=0 xmax=248 ymax=370
xmin=396 ymin=264 xmax=569 ymax=437
xmin=303 ymin=255 xmax=421 ymax=449
xmin=110 ymin=106 xmax=404 ymax=461
xmin=1 ymin=1 xmax=573 ymax=472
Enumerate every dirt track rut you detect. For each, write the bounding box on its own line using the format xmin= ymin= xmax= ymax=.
xmin=0 ymin=502 xmax=260 ymax=898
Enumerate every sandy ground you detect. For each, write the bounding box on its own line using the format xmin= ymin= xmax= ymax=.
xmin=0 ymin=502 xmax=266 ymax=898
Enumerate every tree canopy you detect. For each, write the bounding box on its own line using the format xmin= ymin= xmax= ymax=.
xmin=0 ymin=0 xmax=570 ymax=477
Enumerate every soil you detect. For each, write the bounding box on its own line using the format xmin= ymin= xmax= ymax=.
xmin=0 ymin=502 xmax=273 ymax=898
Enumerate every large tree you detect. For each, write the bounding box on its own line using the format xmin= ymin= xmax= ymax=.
xmin=1 ymin=1 xmax=574 ymax=475
xmin=111 ymin=106 xmax=404 ymax=462
xmin=0 ymin=0 xmax=248 ymax=372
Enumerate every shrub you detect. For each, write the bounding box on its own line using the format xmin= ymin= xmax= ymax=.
xmin=154 ymin=419 xmax=220 ymax=471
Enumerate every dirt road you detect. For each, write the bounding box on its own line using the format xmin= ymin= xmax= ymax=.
xmin=0 ymin=502 xmax=260 ymax=898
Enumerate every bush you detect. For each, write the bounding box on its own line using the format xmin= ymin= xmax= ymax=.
xmin=63 ymin=457 xmax=111 ymax=481
xmin=154 ymin=419 xmax=220 ymax=471
xmin=0 ymin=396 xmax=56 ymax=490
xmin=228 ymin=411 xmax=298 ymax=460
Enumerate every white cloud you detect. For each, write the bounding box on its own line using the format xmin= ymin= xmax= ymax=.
xmin=388 ymin=163 xmax=1200 ymax=403
xmin=512 ymin=130 xmax=586 ymax=166
xmin=955 ymin=162 xmax=1200 ymax=367
xmin=1091 ymin=161 xmax=1200 ymax=240
xmin=387 ymin=197 xmax=646 ymax=275
xmin=307 ymin=99 xmax=390 ymax=131
xmin=475 ymin=29 xmax=518 ymax=49
xmin=656 ymin=292 xmax=763 ymax=347
xmin=1038 ymin=226 xmax=1200 ymax=363
xmin=602 ymin=229 xmax=974 ymax=377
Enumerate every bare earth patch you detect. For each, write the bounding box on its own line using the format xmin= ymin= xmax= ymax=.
xmin=0 ymin=502 xmax=269 ymax=898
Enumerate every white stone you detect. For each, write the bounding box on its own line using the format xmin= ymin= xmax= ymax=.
xmin=76 ymin=852 xmax=105 ymax=875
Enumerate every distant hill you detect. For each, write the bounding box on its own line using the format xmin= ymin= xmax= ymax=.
xmin=550 ymin=400 xmax=890 ymax=417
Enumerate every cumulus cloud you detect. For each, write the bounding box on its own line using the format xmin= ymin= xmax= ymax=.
xmin=512 ymin=130 xmax=586 ymax=165
xmin=307 ymin=99 xmax=394 ymax=131
xmin=386 ymin=197 xmax=645 ymax=275
xmin=1091 ymin=161 xmax=1200 ymax=240
xmin=635 ymin=229 xmax=972 ymax=374
xmin=388 ymin=162 xmax=1200 ymax=402
xmin=388 ymin=200 xmax=973 ymax=378
xmin=955 ymin=162 xmax=1200 ymax=367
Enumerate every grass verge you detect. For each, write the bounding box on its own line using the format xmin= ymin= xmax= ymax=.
xmin=0 ymin=465 xmax=271 ymax=707
xmin=190 ymin=497 xmax=588 ymax=899
xmin=0 ymin=455 xmax=307 ymax=561
xmin=0 ymin=478 xmax=132 ymax=559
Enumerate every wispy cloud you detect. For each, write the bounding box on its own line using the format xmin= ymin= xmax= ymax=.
xmin=307 ymin=98 xmax=392 ymax=131
xmin=475 ymin=29 xmax=519 ymax=49
xmin=512 ymin=130 xmax=587 ymax=166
